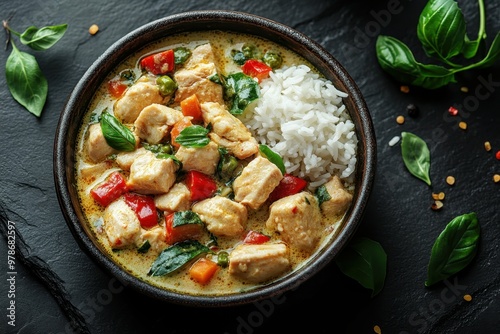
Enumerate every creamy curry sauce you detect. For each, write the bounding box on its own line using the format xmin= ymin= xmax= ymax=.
xmin=75 ymin=30 xmax=353 ymax=296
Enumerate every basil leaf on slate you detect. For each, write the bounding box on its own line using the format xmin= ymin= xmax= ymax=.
xmin=20 ymin=24 xmax=68 ymax=51
xmin=99 ymin=111 xmax=136 ymax=151
xmin=400 ymin=132 xmax=432 ymax=186
xmin=259 ymin=144 xmax=285 ymax=175
xmin=417 ymin=0 xmax=466 ymax=62
xmin=425 ymin=212 xmax=480 ymax=287
xmin=148 ymin=240 xmax=209 ymax=276
xmin=376 ymin=35 xmax=456 ymax=89
xmin=175 ymin=125 xmax=210 ymax=148
xmin=5 ymin=42 xmax=48 ymax=117
xmin=335 ymin=237 xmax=387 ymax=297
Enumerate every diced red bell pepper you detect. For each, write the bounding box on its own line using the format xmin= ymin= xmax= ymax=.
xmin=107 ymin=79 xmax=128 ymax=98
xmin=185 ymin=170 xmax=217 ymax=202
xmin=242 ymin=59 xmax=272 ymax=82
xmin=268 ymin=173 xmax=308 ymax=203
xmin=243 ymin=230 xmax=271 ymax=244
xmin=123 ymin=192 xmax=158 ymax=229
xmin=90 ymin=172 xmax=128 ymax=207
xmin=164 ymin=212 xmax=204 ymax=244
xmin=140 ymin=49 xmax=175 ymax=75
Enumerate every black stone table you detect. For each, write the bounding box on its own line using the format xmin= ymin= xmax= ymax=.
xmin=1 ymin=0 xmax=499 ymax=333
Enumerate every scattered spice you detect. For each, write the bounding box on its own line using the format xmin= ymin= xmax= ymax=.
xmin=389 ymin=136 xmax=400 ymax=147
xmin=448 ymin=106 xmax=459 ymax=116
xmin=400 ymin=85 xmax=410 ymax=93
xmin=484 ymin=141 xmax=492 ymax=152
xmin=496 ymin=151 xmax=500 ymax=160
xmin=446 ymin=176 xmax=456 ymax=186
xmin=493 ymin=174 xmax=500 ymax=183
xmin=431 ymin=200 xmax=444 ymax=210
xmin=89 ymin=24 xmax=99 ymax=35
xmin=463 ymin=294 xmax=472 ymax=302
xmin=459 ymin=121 xmax=467 ymax=130
xmin=396 ymin=115 xmax=405 ymax=124
xmin=406 ymin=103 xmax=419 ymax=118
xmin=373 ymin=325 xmax=382 ymax=334
xmin=460 ymin=86 xmax=469 ymax=93
xmin=432 ymin=192 xmax=445 ymax=200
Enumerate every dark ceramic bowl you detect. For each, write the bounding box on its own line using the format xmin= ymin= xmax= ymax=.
xmin=53 ymin=10 xmax=376 ymax=307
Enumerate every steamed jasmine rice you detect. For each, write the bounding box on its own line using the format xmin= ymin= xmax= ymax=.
xmin=243 ymin=64 xmax=357 ymax=188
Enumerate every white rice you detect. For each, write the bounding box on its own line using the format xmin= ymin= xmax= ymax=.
xmin=242 ymin=64 xmax=358 ymax=188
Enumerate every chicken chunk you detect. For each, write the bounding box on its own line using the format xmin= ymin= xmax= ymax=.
xmin=201 ymin=102 xmax=259 ymax=159
xmin=174 ymin=44 xmax=224 ymax=104
xmin=233 ymin=156 xmax=283 ymax=210
xmin=115 ymin=147 xmax=148 ymax=171
xmin=229 ymin=243 xmax=291 ymax=283
xmin=154 ymin=182 xmax=191 ymax=212
xmin=192 ymin=196 xmax=247 ymax=237
xmin=134 ymin=104 xmax=183 ymax=144
xmin=85 ymin=123 xmax=116 ymax=163
xmin=137 ymin=226 xmax=167 ymax=253
xmin=103 ymin=198 xmax=141 ymax=249
xmin=114 ymin=81 xmax=164 ymax=124
xmin=266 ymin=192 xmax=323 ymax=253
xmin=320 ymin=175 xmax=353 ymax=218
xmin=127 ymin=151 xmax=178 ymax=194
xmin=175 ymin=140 xmax=220 ymax=175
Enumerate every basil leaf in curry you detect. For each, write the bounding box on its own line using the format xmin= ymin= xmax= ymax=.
xmin=100 ymin=111 xmax=136 ymax=151
xmin=225 ymin=72 xmax=260 ymax=115
xmin=259 ymin=144 xmax=285 ymax=175
xmin=174 ymin=47 xmax=191 ymax=65
xmin=335 ymin=237 xmax=387 ymax=297
xmin=148 ymin=240 xmax=210 ymax=276
xmin=315 ymin=185 xmax=331 ymax=206
xmin=172 ymin=211 xmax=204 ymax=228
xmin=425 ymin=212 xmax=480 ymax=287
xmin=175 ymin=125 xmax=210 ymax=148
xmin=5 ymin=42 xmax=48 ymax=117
xmin=400 ymin=132 xmax=432 ymax=186
xmin=20 ymin=24 xmax=68 ymax=51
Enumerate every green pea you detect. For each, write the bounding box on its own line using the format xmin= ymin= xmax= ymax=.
xmin=262 ymin=51 xmax=283 ymax=69
xmin=217 ymin=251 xmax=229 ymax=268
xmin=156 ymin=75 xmax=177 ymax=96
xmin=231 ymin=51 xmax=246 ymax=65
xmin=242 ymin=43 xmax=258 ymax=59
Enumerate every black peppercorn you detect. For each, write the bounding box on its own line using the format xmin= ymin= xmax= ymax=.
xmin=406 ymin=103 xmax=419 ymax=118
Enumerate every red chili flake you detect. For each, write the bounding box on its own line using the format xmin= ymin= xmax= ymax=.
xmin=448 ymin=106 xmax=458 ymax=116
xmin=496 ymin=150 xmax=500 ymax=160
xmin=291 ymin=206 xmax=298 ymax=214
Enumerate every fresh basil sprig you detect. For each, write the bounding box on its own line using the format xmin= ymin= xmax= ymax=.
xmin=19 ymin=24 xmax=68 ymax=51
xmin=376 ymin=0 xmax=500 ymax=89
xmin=175 ymin=125 xmax=210 ymax=148
xmin=148 ymin=240 xmax=209 ymax=276
xmin=3 ymin=20 xmax=67 ymax=116
xmin=259 ymin=144 xmax=285 ymax=175
xmin=400 ymin=132 xmax=432 ymax=186
xmin=335 ymin=237 xmax=387 ymax=297
xmin=426 ymin=213 xmax=480 ymax=287
xmin=99 ymin=111 xmax=136 ymax=151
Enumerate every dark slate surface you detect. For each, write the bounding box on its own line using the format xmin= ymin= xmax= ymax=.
xmin=1 ymin=0 xmax=499 ymax=333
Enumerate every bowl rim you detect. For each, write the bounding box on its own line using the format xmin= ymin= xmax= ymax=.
xmin=53 ymin=9 xmax=376 ymax=307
